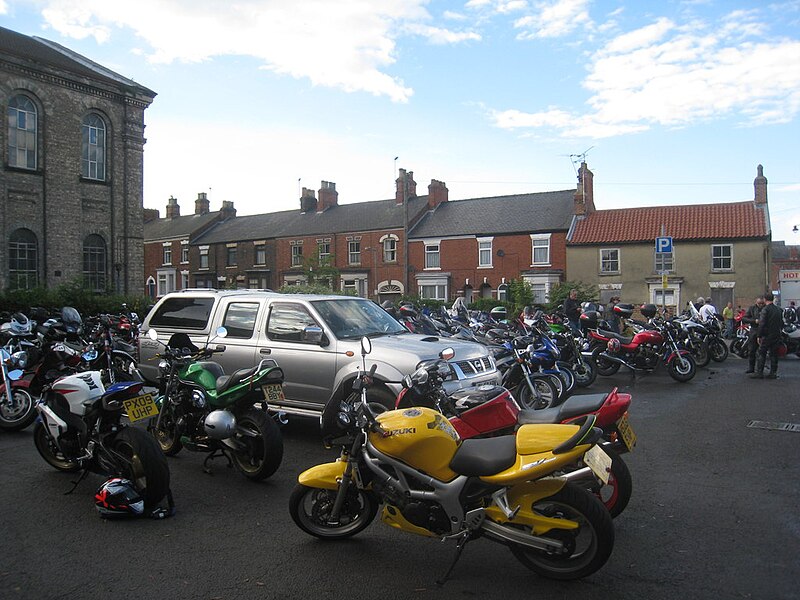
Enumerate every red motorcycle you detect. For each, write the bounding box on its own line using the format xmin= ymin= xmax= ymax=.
xmin=583 ymin=304 xmax=696 ymax=383
xmin=394 ymin=355 xmax=636 ymax=518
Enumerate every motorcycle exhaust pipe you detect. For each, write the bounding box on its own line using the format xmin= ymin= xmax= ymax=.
xmin=481 ymin=519 xmax=566 ymax=553
xmin=599 ymin=352 xmax=635 ymax=371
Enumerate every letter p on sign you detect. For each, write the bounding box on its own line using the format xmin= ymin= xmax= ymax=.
xmin=655 ymin=237 xmax=673 ymax=253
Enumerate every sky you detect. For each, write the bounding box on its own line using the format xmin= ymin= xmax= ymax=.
xmin=2 ymin=0 xmax=799 ymax=243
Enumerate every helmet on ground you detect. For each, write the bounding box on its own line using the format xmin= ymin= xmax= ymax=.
xmin=9 ymin=312 xmax=31 ymax=335
xmin=95 ymin=478 xmax=145 ymax=518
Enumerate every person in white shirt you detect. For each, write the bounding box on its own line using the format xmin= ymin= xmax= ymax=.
xmin=698 ymin=296 xmax=717 ymax=322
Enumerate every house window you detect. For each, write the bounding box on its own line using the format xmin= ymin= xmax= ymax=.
xmin=254 ymin=244 xmax=266 ymax=265
xmin=600 ymin=248 xmax=620 ymax=273
xmin=712 ymin=244 xmax=732 ymax=271
xmin=382 ymin=237 xmax=397 ymax=262
xmin=8 ymin=228 xmax=38 ymax=290
xmin=8 ymin=95 xmax=37 ymax=170
xmin=318 ymin=241 xmax=331 ymax=265
xmin=342 ymin=276 xmax=368 ymax=297
xmin=199 ymin=246 xmax=209 ymax=269
xmin=497 ymin=283 xmax=509 ymax=302
xmin=226 ymin=245 xmax=237 ymax=267
xmin=419 ymin=284 xmax=447 ymax=300
xmin=157 ymin=269 xmax=176 ymax=296
xmin=181 ymin=242 xmax=189 ymax=264
xmin=348 ymin=241 xmax=361 ymax=265
xmin=478 ymin=238 xmax=492 ymax=267
xmin=81 ymin=113 xmax=106 ymax=180
xmin=162 ymin=243 xmax=172 ymax=265
xmin=291 ymin=243 xmax=303 ymax=267
xmin=83 ymin=234 xmax=106 ymax=292
xmin=531 ymin=283 xmax=547 ymax=305
xmin=655 ymin=251 xmax=673 ymax=273
xmin=180 ymin=271 xmax=189 ymax=290
xmin=531 ymin=234 xmax=551 ymax=265
xmin=425 ymin=243 xmax=440 ymax=269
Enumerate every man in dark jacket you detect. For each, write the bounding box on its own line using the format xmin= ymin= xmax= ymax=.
xmin=750 ymin=292 xmax=783 ymax=379
xmin=743 ymin=296 xmax=765 ymax=373
xmin=563 ymin=289 xmax=581 ymax=333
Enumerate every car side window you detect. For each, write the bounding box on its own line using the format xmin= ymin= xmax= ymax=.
xmin=149 ymin=297 xmax=214 ymax=329
xmin=221 ymin=302 xmax=259 ymax=338
xmin=266 ymin=303 xmax=318 ymax=342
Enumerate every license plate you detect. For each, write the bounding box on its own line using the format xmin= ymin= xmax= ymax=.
xmin=262 ymin=383 xmax=285 ymax=403
xmin=617 ymin=413 xmax=637 ymax=451
xmin=123 ymin=393 xmax=158 ymax=423
xmin=584 ymin=445 xmax=611 ymax=485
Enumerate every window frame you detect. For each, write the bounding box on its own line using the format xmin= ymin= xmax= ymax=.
xmin=8 ymin=94 xmax=37 ymax=170
xmin=180 ymin=241 xmax=189 ymax=264
xmin=199 ymin=246 xmax=209 ymax=270
xmin=291 ymin=243 xmax=303 ymax=267
xmin=254 ymin=243 xmax=266 ymax=266
xmin=477 ymin=237 xmax=493 ymax=268
xmin=424 ymin=242 xmax=441 ymax=270
xmin=81 ymin=113 xmax=106 ymax=181
xmin=600 ymin=248 xmax=620 ymax=274
xmin=83 ymin=234 xmax=106 ymax=292
xmin=530 ymin=234 xmax=551 ymax=266
xmin=711 ymin=244 xmax=733 ymax=272
xmin=655 ymin=250 xmax=673 ymax=273
xmin=381 ymin=235 xmax=398 ymax=263
xmin=162 ymin=243 xmax=172 ymax=266
xmin=226 ymin=244 xmax=237 ymax=267
xmin=8 ymin=228 xmax=38 ymax=290
xmin=348 ymin=240 xmax=361 ymax=265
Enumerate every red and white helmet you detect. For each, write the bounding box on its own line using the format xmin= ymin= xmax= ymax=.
xmin=94 ymin=478 xmax=144 ymax=518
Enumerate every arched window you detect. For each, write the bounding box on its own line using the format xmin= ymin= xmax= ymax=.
xmin=8 ymin=95 xmax=37 ymax=169
xmin=8 ymin=228 xmax=38 ymax=289
xmin=81 ymin=113 xmax=106 ymax=180
xmin=83 ymin=234 xmax=106 ymax=292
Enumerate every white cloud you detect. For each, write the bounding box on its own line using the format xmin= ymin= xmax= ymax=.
xmin=0 ymin=1 xmax=8 ymax=15
xmin=33 ymin=0 xmax=466 ymax=103
xmin=491 ymin=10 xmax=800 ymax=138
xmin=513 ymin=0 xmax=591 ymax=40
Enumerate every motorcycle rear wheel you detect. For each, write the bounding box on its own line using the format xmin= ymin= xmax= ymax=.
xmin=231 ymin=409 xmax=283 ymax=481
xmin=112 ymin=426 xmax=171 ymax=510
xmin=0 ymin=387 xmax=36 ymax=431
xmin=509 ymin=482 xmax=614 ymax=580
xmin=33 ymin=421 xmax=81 ymax=472
xmin=516 ymin=376 xmax=558 ymax=410
xmin=709 ymin=339 xmax=729 ymax=362
xmin=731 ymin=338 xmax=749 ymax=358
xmin=593 ymin=447 xmax=632 ymax=519
xmin=571 ymin=358 xmax=597 ymax=388
xmin=690 ymin=340 xmax=711 ymax=368
xmin=289 ymin=483 xmax=378 ymax=539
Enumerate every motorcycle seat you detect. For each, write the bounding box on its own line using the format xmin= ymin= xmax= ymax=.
xmin=449 ymin=435 xmax=517 ymax=476
xmin=216 ymin=365 xmax=260 ymax=394
xmin=113 ymin=339 xmax=137 ymax=354
xmin=516 ymin=392 xmax=609 ymax=425
xmin=598 ymin=330 xmax=632 ymax=344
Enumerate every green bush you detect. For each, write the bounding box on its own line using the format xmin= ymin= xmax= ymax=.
xmin=546 ymin=281 xmax=600 ymax=313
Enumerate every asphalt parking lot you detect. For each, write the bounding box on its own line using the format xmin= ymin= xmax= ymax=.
xmin=1 ymin=352 xmax=798 ymax=600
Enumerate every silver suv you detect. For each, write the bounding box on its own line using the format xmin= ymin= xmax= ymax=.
xmin=138 ymin=290 xmax=500 ymax=417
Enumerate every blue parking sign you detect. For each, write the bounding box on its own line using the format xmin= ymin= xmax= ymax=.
xmin=655 ymin=237 xmax=673 ymax=253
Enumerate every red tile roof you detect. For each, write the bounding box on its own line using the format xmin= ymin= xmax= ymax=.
xmin=569 ymin=201 xmax=769 ymax=244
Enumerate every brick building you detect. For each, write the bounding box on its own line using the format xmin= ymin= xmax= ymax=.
xmin=771 ymin=241 xmax=800 ymax=307
xmin=0 ymin=26 xmax=155 ymax=294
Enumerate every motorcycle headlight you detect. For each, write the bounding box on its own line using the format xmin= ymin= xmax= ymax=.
xmin=191 ymin=390 xmax=207 ymax=408
xmin=11 ymin=350 xmax=28 ymax=368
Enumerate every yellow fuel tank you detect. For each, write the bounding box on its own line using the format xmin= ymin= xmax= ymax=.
xmin=370 ymin=407 xmax=460 ymax=482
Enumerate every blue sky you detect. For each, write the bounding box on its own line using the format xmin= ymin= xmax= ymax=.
xmin=2 ymin=0 xmax=799 ymax=243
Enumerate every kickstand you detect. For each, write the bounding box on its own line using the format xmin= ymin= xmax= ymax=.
xmin=202 ymin=449 xmax=233 ymax=474
xmin=435 ymin=531 xmax=471 ymax=587
xmin=64 ymin=467 xmax=91 ymax=496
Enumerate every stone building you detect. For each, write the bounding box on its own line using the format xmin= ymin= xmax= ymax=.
xmin=0 ymin=26 xmax=155 ymax=294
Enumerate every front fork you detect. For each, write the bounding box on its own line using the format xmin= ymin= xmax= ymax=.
xmin=328 ymin=433 xmax=365 ymax=523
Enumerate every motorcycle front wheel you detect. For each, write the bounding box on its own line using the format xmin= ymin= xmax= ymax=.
xmin=112 ymin=426 xmax=171 ymax=510
xmin=516 ymin=376 xmax=558 ymax=410
xmin=33 ymin=421 xmax=81 ymax=472
xmin=150 ymin=404 xmax=183 ymax=456
xmin=509 ymin=482 xmax=614 ymax=580
xmin=709 ymin=339 xmax=729 ymax=362
xmin=0 ymin=387 xmax=36 ymax=431
xmin=668 ymin=354 xmax=696 ymax=382
xmin=289 ymin=483 xmax=378 ymax=539
xmin=231 ymin=409 xmax=283 ymax=481
xmin=730 ymin=338 xmax=748 ymax=358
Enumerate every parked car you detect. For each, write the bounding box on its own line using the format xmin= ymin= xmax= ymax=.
xmin=138 ymin=290 xmax=500 ymax=418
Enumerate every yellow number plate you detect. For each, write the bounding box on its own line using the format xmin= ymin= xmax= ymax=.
xmin=617 ymin=413 xmax=637 ymax=451
xmin=123 ymin=393 xmax=159 ymax=423
xmin=262 ymin=383 xmax=285 ymax=403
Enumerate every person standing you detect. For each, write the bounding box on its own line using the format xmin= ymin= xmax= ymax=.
xmin=750 ymin=292 xmax=783 ymax=379
xmin=606 ymin=296 xmax=621 ymax=333
xmin=563 ymin=289 xmax=581 ymax=334
xmin=722 ymin=302 xmax=734 ymax=339
xmin=699 ymin=297 xmax=717 ymax=322
xmin=743 ymin=296 xmax=765 ymax=373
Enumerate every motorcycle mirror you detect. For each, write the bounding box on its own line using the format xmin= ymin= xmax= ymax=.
xmin=402 ymin=374 xmax=413 ymax=389
xmin=360 ymin=336 xmax=372 ymax=355
xmin=147 ymin=328 xmax=159 ymax=341
xmin=439 ymin=347 xmax=455 ymax=361
xmin=215 ymin=326 xmax=228 ymax=339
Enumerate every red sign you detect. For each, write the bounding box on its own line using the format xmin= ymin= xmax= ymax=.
xmin=780 ymin=270 xmax=800 ymax=280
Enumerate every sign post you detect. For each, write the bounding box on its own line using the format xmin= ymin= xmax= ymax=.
xmin=656 ymin=236 xmax=673 ymax=315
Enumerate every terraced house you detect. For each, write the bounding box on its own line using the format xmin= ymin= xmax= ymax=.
xmin=567 ymin=165 xmax=772 ymax=312
xmin=0 ymin=26 xmax=155 ymax=294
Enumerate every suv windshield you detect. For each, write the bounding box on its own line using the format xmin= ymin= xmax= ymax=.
xmin=312 ymin=299 xmax=407 ymax=339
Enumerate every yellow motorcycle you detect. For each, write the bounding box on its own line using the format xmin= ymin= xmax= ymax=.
xmin=289 ymin=337 xmax=615 ymax=582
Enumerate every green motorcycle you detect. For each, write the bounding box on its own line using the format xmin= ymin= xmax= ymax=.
xmin=146 ymin=327 xmax=284 ymax=481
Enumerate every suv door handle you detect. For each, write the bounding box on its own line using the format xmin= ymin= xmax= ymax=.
xmin=259 ymin=348 xmax=271 ymax=355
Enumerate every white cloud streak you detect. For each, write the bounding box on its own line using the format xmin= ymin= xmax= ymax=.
xmin=32 ymin=0 xmax=478 ymax=103
xmin=492 ymin=9 xmax=800 ymax=138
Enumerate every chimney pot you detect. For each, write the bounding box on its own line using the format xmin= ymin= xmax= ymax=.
xmin=317 ymin=181 xmax=338 ymax=212
xmin=166 ymin=196 xmax=180 ymax=219
xmin=195 ymin=192 xmax=210 ymax=215
xmin=754 ymin=164 xmax=768 ymax=205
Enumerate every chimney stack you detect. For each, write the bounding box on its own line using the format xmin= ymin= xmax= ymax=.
xmin=195 ymin=192 xmax=210 ymax=215
xmin=395 ymin=169 xmax=417 ymax=205
xmin=300 ymin=187 xmax=317 ymax=212
xmin=166 ymin=196 xmax=180 ymax=219
xmin=427 ymin=179 xmax=449 ymax=210
xmin=573 ymin=162 xmax=595 ymax=216
xmin=317 ymin=181 xmax=338 ymax=212
xmin=754 ymin=164 xmax=768 ymax=206
xmin=220 ymin=200 xmax=236 ymax=220
xmin=143 ymin=208 xmax=160 ymax=223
